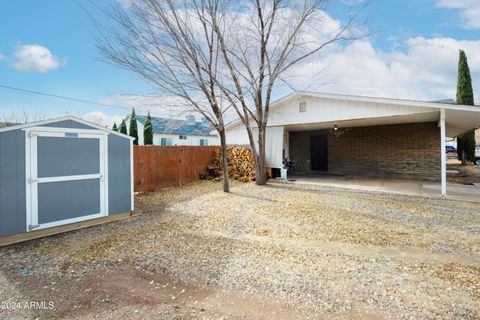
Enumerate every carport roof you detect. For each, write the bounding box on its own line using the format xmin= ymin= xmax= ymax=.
xmin=226 ymin=91 xmax=480 ymax=137
xmin=275 ymin=91 xmax=480 ymax=112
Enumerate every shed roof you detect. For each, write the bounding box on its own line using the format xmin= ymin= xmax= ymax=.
xmin=0 ymin=115 xmax=134 ymax=140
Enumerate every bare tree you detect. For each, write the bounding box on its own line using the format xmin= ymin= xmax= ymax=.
xmin=0 ymin=109 xmax=45 ymax=124
xmin=92 ymin=0 xmax=234 ymax=192
xmin=205 ymin=0 xmax=367 ymax=185
xmin=92 ymin=0 xmax=365 ymax=188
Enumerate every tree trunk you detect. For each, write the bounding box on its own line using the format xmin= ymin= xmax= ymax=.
xmin=218 ymin=129 xmax=230 ymax=192
xmin=255 ymin=125 xmax=267 ymax=185
xmin=241 ymin=121 xmax=267 ymax=185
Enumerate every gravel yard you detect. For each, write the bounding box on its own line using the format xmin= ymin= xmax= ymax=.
xmin=448 ymin=164 xmax=480 ymax=185
xmin=1 ymin=180 xmax=479 ymax=319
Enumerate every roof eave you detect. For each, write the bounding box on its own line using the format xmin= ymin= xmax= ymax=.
xmin=0 ymin=115 xmax=135 ymax=140
xmin=225 ymin=91 xmax=480 ymax=129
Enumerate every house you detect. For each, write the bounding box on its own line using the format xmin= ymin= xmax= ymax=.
xmin=127 ymin=114 xmax=220 ymax=146
xmin=225 ymin=91 xmax=480 ymax=197
xmin=0 ymin=116 xmax=134 ymax=246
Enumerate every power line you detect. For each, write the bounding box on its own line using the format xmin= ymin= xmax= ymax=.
xmin=0 ymin=84 xmax=200 ymax=119
xmin=0 ymin=84 xmax=133 ymax=111
xmin=0 ymin=84 xmax=243 ymax=122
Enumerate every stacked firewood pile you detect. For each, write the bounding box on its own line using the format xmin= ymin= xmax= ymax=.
xmin=212 ymin=147 xmax=256 ymax=182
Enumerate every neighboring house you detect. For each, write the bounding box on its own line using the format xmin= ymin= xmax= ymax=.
xmin=225 ymin=91 xmax=480 ymax=197
xmin=126 ymin=114 xmax=219 ymax=146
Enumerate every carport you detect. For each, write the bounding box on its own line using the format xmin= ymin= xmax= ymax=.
xmin=284 ymin=107 xmax=480 ymax=198
xmin=232 ymin=92 xmax=480 ymax=199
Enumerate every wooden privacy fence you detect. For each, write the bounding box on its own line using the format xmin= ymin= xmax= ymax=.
xmin=134 ymin=146 xmax=220 ymax=192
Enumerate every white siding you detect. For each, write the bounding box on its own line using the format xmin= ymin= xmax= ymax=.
xmin=153 ymin=134 xmax=220 ymax=146
xmin=226 ymin=124 xmax=250 ymax=145
xmin=265 ymin=127 xmax=284 ymax=168
xmin=266 ymin=96 xmax=433 ymax=127
xmin=225 ymin=125 xmax=283 ymax=167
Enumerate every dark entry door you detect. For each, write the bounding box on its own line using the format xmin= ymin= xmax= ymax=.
xmin=311 ymin=135 xmax=328 ymax=171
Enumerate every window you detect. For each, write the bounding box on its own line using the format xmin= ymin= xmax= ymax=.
xmin=179 ymin=135 xmax=187 ymax=140
xmin=200 ymin=139 xmax=208 ymax=146
xmin=160 ymin=138 xmax=172 ymax=146
xmin=299 ymin=102 xmax=306 ymax=112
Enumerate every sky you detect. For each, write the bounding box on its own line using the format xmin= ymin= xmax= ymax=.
xmin=0 ymin=0 xmax=480 ymax=127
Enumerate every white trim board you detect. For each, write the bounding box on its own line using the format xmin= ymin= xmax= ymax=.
xmin=31 ymin=213 xmax=107 ymax=232
xmin=34 ymin=173 xmax=102 ymax=184
xmin=23 ymin=126 xmax=109 ymax=136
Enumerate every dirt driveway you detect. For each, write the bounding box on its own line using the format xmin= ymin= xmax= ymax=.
xmin=0 ymin=181 xmax=479 ymax=319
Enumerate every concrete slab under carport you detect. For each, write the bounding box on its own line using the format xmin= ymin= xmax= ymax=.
xmin=272 ymin=174 xmax=480 ymax=203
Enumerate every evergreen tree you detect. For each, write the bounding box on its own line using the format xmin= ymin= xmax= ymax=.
xmin=129 ymin=108 xmax=139 ymax=145
xmin=119 ymin=119 xmax=128 ymax=135
xmin=144 ymin=111 xmax=153 ymax=145
xmin=456 ymin=50 xmax=476 ymax=163
xmin=112 ymin=122 xmax=118 ymax=131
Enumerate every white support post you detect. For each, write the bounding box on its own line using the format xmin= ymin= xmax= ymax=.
xmin=440 ymin=109 xmax=447 ymax=198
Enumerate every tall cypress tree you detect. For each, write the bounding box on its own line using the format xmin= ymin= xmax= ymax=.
xmin=112 ymin=122 xmax=118 ymax=131
xmin=144 ymin=111 xmax=153 ymax=145
xmin=129 ymin=108 xmax=139 ymax=145
xmin=456 ymin=50 xmax=476 ymax=163
xmin=119 ymin=119 xmax=128 ymax=135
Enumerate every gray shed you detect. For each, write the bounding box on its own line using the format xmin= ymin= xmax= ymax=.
xmin=0 ymin=116 xmax=134 ymax=245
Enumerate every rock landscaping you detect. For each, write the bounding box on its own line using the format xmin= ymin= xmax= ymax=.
xmin=0 ymin=180 xmax=479 ymax=319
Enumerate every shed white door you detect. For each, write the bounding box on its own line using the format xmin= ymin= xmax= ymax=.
xmin=26 ymin=128 xmax=108 ymax=231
